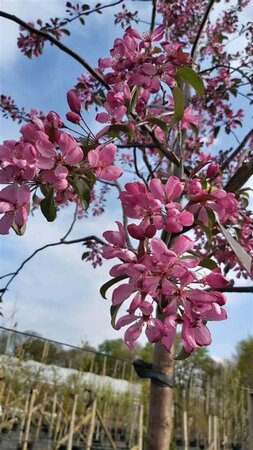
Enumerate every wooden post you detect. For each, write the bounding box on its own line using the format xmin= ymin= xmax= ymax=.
xmin=121 ymin=361 xmax=126 ymax=379
xmin=102 ymin=356 xmax=107 ymax=376
xmin=34 ymin=391 xmax=48 ymax=445
xmin=96 ymin=406 xmax=117 ymax=450
xmin=67 ymin=393 xmax=78 ymax=450
xmin=213 ymin=416 xmax=218 ymax=450
xmin=248 ymin=390 xmax=253 ymax=450
xmin=41 ymin=340 xmax=50 ymax=363
xmin=138 ymin=404 xmax=143 ymax=450
xmin=47 ymin=392 xmax=57 ymax=449
xmin=208 ymin=415 xmax=212 ymax=446
xmin=89 ymin=354 xmax=95 ymax=373
xmin=18 ymin=393 xmax=30 ymax=446
xmin=86 ymin=399 xmax=97 ymax=450
xmin=146 ymin=342 xmax=174 ymax=450
xmin=183 ymin=410 xmax=189 ymax=450
xmin=22 ymin=389 xmax=37 ymax=450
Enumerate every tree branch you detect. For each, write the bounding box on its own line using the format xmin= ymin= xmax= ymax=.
xmin=53 ymin=0 xmax=124 ymax=29
xmin=211 ymin=286 xmax=253 ymax=293
xmin=199 ymin=64 xmax=253 ymax=86
xmin=0 ymin=235 xmax=106 ymax=301
xmin=150 ymin=0 xmax=157 ymax=33
xmin=191 ymin=0 xmax=216 ymax=59
xmin=225 ymin=154 xmax=253 ymax=192
xmin=222 ymin=128 xmax=253 ymax=171
xmin=0 ymin=11 xmax=109 ymax=89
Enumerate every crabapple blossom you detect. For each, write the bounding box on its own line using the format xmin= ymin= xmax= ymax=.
xmin=88 ymin=143 xmax=123 ymax=181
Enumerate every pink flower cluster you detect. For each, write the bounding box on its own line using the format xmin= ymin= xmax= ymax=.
xmin=120 ymin=176 xmax=193 ymax=234
xmin=0 ymin=92 xmax=123 ymax=234
xmin=102 ymin=221 xmax=229 ymax=353
xmin=95 ymin=25 xmax=192 ymax=136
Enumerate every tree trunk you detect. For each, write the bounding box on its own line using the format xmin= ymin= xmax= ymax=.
xmin=146 ymin=342 xmax=174 ymax=450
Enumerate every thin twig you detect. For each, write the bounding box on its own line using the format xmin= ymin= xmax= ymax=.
xmin=150 ymin=0 xmax=157 ymax=33
xmin=142 ymin=149 xmax=155 ymax=179
xmin=222 ymin=128 xmax=253 ymax=170
xmin=191 ymin=0 xmax=216 ymax=59
xmin=0 ymin=11 xmax=109 ymax=89
xmin=230 ymin=129 xmax=240 ymax=145
xmin=133 ymin=147 xmax=148 ymax=185
xmin=0 ymin=235 xmax=106 ymax=301
xmin=61 ymin=203 xmax=79 ymax=241
xmin=51 ymin=0 xmax=124 ymax=30
xmin=114 ymin=180 xmax=134 ymax=251
xmin=199 ymin=64 xmax=253 ymax=86
xmin=208 ymin=286 xmax=253 ymax=293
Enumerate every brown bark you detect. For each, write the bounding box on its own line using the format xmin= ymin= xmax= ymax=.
xmin=146 ymin=342 xmax=174 ymax=450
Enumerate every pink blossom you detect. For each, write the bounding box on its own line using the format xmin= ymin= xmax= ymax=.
xmin=203 ymin=268 xmax=230 ymax=289
xmin=149 ymin=176 xmax=184 ymax=204
xmin=180 ymin=106 xmax=203 ymax=130
xmin=0 ymin=184 xmax=30 ymax=234
xmin=88 ymin=143 xmax=122 ymax=181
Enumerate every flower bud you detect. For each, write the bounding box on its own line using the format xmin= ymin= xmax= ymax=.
xmin=188 ymin=179 xmax=202 ymax=195
xmin=66 ymin=111 xmax=81 ymax=124
xmin=207 ymin=162 xmax=219 ymax=179
xmin=145 ymin=224 xmax=156 ymax=238
xmin=127 ymin=224 xmax=145 ymax=240
xmin=67 ymin=89 xmax=81 ymax=114
xmin=47 ymin=112 xmax=63 ymax=128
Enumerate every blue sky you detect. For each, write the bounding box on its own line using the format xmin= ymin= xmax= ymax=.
xmin=0 ymin=0 xmax=252 ymax=360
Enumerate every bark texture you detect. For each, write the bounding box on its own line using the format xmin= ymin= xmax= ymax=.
xmin=145 ymin=342 xmax=174 ymax=450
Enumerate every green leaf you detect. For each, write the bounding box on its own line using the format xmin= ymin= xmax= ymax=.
xmin=110 ymin=304 xmax=121 ymax=329
xmin=107 ymin=124 xmax=135 ymax=141
xmin=172 ymin=86 xmax=185 ymax=122
xmin=81 ymin=4 xmax=90 ymax=11
xmin=40 ymin=190 xmax=57 ymax=222
xmin=195 ymin=219 xmax=213 ymax=241
xmin=199 ymin=258 xmax=218 ymax=270
xmin=61 ymin=28 xmax=71 ymax=35
xmin=174 ymin=347 xmax=191 ymax=361
xmin=217 ymin=218 xmax=251 ymax=274
xmin=177 ymin=67 xmax=205 ymax=95
xmin=148 ymin=117 xmax=168 ymax=133
xmin=40 ymin=184 xmax=51 ymax=197
xmin=207 ymin=208 xmax=216 ymax=228
xmin=213 ymin=126 xmax=220 ymax=138
xmin=191 ymin=124 xmax=199 ymax=136
xmin=100 ymin=275 xmax=128 ymax=299
xmin=73 ymin=178 xmax=90 ymax=210
xmin=128 ymin=87 xmax=139 ymax=114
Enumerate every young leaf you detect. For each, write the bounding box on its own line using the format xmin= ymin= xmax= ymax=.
xmin=128 ymin=86 xmax=139 ymax=114
xmin=199 ymin=258 xmax=218 ymax=270
xmin=81 ymin=4 xmax=90 ymax=11
xmin=73 ymin=178 xmax=90 ymax=210
xmin=174 ymin=347 xmax=191 ymax=360
xmin=110 ymin=304 xmax=121 ymax=329
xmin=177 ymin=67 xmax=205 ymax=95
xmin=172 ymin=86 xmax=185 ymax=122
xmin=107 ymin=124 xmax=135 ymax=141
xmin=100 ymin=275 xmax=128 ymax=299
xmin=40 ymin=191 xmax=57 ymax=222
xmin=217 ymin=220 xmax=251 ymax=274
xmin=148 ymin=117 xmax=168 ymax=133
xmin=195 ymin=220 xmax=213 ymax=241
